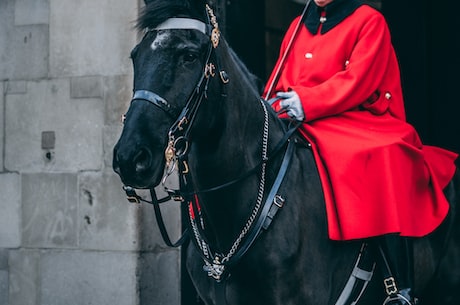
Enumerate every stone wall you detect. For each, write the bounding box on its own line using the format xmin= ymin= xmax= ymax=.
xmin=0 ymin=0 xmax=182 ymax=304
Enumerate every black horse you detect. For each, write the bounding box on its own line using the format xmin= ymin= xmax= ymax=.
xmin=112 ymin=1 xmax=460 ymax=304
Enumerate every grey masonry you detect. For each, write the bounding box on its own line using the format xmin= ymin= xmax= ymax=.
xmin=0 ymin=0 xmax=182 ymax=304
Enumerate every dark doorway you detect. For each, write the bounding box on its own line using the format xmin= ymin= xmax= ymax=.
xmin=382 ymin=0 xmax=460 ymax=153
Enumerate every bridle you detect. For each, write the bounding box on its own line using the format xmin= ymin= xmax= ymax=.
xmin=124 ymin=3 xmax=225 ymax=238
xmin=123 ymin=4 xmax=298 ymax=283
xmin=132 ymin=7 xmax=221 ymax=150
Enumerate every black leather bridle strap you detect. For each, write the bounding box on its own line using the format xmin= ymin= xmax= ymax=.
xmin=225 ymin=138 xmax=296 ymax=266
xmin=181 ymin=118 xmax=301 ymax=196
xmin=263 ymin=0 xmax=312 ymax=100
xmin=168 ymin=43 xmax=215 ymax=142
xmin=121 ymin=185 xmax=189 ymax=247
xmin=131 ymin=90 xmax=176 ymax=118
xmin=150 ymin=188 xmax=189 ymax=248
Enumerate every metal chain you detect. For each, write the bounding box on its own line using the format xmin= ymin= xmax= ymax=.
xmin=188 ymin=98 xmax=269 ymax=275
xmin=222 ymin=98 xmax=269 ymax=262
xmin=189 ymin=204 xmax=209 ymax=256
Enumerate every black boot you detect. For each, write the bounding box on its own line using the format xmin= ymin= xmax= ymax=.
xmin=376 ymin=235 xmax=418 ymax=305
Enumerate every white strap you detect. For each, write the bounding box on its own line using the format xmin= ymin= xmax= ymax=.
xmin=155 ymin=18 xmax=210 ymax=35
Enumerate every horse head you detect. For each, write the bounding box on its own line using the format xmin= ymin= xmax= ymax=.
xmin=113 ymin=0 xmax=226 ymax=188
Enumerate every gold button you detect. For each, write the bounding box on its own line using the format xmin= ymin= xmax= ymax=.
xmin=385 ymin=92 xmax=392 ymax=100
xmin=305 ymin=53 xmax=313 ymax=59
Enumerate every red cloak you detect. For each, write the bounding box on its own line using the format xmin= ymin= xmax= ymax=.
xmin=264 ymin=5 xmax=458 ymax=240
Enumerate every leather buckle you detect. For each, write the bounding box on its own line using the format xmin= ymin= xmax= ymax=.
xmin=274 ymin=195 xmax=285 ymax=208
xmin=123 ymin=186 xmax=141 ymax=204
xmin=384 ymin=276 xmax=398 ymax=296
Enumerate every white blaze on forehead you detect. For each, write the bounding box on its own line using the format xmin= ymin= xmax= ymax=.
xmin=151 ymin=31 xmax=171 ymax=50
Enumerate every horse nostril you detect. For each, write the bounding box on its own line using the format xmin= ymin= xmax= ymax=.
xmin=133 ymin=147 xmax=152 ymax=173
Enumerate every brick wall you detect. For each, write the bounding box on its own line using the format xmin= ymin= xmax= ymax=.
xmin=0 ymin=1 xmax=181 ymax=304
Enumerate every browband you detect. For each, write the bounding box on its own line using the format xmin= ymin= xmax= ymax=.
xmin=154 ymin=18 xmax=212 ymax=36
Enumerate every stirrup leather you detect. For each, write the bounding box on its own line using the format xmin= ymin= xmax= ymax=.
xmin=377 ymin=237 xmax=417 ymax=305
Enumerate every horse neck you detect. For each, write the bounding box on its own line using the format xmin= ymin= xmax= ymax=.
xmin=188 ymin=47 xmax=287 ymax=252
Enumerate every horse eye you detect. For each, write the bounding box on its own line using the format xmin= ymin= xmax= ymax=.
xmin=183 ymin=52 xmax=198 ymax=63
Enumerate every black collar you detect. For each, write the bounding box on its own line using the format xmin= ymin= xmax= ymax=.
xmin=304 ymin=0 xmax=364 ymax=35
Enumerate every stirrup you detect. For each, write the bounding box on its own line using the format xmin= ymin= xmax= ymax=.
xmin=382 ymin=288 xmax=418 ymax=305
xmin=383 ymin=293 xmax=418 ymax=305
xmin=383 ymin=294 xmax=414 ymax=305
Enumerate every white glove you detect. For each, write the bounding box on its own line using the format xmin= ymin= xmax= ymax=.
xmin=276 ymin=91 xmax=305 ymax=121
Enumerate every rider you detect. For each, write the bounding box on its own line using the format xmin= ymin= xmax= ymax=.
xmin=263 ymin=0 xmax=458 ymax=304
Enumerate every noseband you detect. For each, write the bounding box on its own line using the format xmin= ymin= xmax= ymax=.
xmin=131 ymin=90 xmax=175 ymax=118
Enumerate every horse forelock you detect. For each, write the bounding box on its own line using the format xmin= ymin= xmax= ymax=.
xmin=136 ymin=0 xmax=207 ymax=31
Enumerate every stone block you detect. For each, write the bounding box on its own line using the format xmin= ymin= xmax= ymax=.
xmin=104 ymin=124 xmax=123 ymax=168
xmin=40 ymin=250 xmax=138 ymax=305
xmin=0 ymin=270 xmax=7 ymax=305
xmin=70 ymin=76 xmax=104 ymax=99
xmin=5 ymin=79 xmax=104 ymax=172
xmin=0 ymin=83 xmax=4 ymax=170
xmin=79 ymin=170 xmax=140 ymax=251
xmin=49 ymin=0 xmax=138 ymax=77
xmin=15 ymin=0 xmax=50 ymax=26
xmin=8 ymin=249 xmax=40 ymax=305
xmin=0 ymin=0 xmax=14 ymax=82
xmin=138 ymin=251 xmax=181 ymax=305
xmin=0 ymin=173 xmax=21 ymax=248
xmin=0 ymin=249 xmax=8 ymax=270
xmin=0 ymin=24 xmax=49 ymax=80
xmin=104 ymin=74 xmax=133 ymax=125
xmin=5 ymin=80 xmax=27 ymax=94
xmin=0 ymin=0 xmax=13 ymax=25
xmin=22 ymin=173 xmax=78 ymax=248
xmin=0 ymin=249 xmax=8 ymax=303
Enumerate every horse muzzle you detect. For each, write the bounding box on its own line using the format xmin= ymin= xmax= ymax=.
xmin=112 ymin=143 xmax=161 ymax=189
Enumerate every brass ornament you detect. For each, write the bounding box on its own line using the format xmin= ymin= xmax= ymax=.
xmin=206 ymin=4 xmax=220 ymax=48
xmin=165 ymin=141 xmax=176 ymax=167
xmin=205 ymin=63 xmax=216 ymax=78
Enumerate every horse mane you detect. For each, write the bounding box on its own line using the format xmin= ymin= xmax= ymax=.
xmin=226 ymin=45 xmax=264 ymax=96
xmin=136 ymin=1 xmax=206 ymax=31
